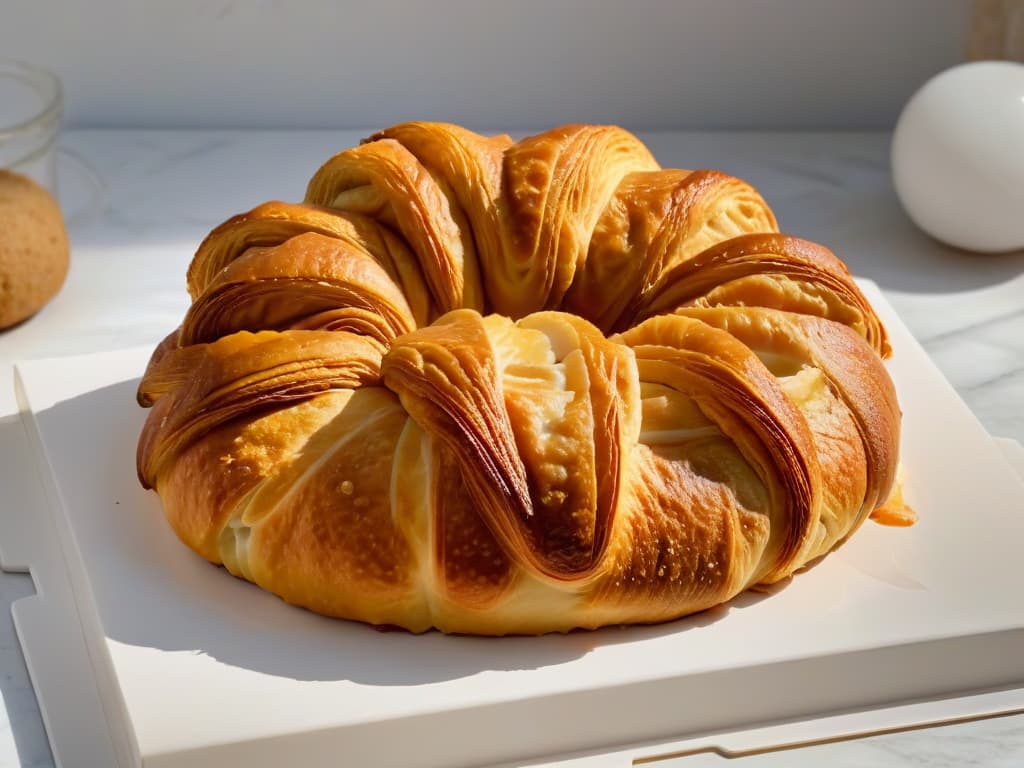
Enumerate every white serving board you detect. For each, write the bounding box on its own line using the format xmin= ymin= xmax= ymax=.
xmin=6 ymin=282 xmax=1024 ymax=768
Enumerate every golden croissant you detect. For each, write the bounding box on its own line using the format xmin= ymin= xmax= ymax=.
xmin=137 ymin=122 xmax=902 ymax=635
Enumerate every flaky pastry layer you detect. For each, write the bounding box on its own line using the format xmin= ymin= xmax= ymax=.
xmin=138 ymin=123 xmax=900 ymax=635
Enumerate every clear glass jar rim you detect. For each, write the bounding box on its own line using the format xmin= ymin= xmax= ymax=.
xmin=0 ymin=57 xmax=62 ymax=139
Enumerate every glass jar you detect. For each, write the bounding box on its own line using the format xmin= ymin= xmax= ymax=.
xmin=0 ymin=58 xmax=62 ymax=196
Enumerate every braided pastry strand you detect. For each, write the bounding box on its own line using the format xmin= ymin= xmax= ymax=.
xmin=137 ymin=123 xmax=901 ymax=635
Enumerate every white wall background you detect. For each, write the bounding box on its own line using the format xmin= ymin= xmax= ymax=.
xmin=2 ymin=0 xmax=969 ymax=131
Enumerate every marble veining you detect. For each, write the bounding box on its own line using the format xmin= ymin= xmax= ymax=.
xmin=0 ymin=129 xmax=1021 ymax=767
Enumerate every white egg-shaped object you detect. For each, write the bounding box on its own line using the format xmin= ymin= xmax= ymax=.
xmin=891 ymin=61 xmax=1024 ymax=253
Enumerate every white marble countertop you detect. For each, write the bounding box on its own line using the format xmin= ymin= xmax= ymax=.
xmin=0 ymin=129 xmax=1021 ymax=767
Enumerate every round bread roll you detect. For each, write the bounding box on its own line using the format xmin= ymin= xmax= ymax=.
xmin=0 ymin=170 xmax=70 ymax=329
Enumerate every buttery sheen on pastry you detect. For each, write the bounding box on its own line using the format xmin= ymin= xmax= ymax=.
xmin=137 ymin=123 xmax=901 ymax=635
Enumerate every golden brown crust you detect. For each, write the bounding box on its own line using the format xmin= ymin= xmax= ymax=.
xmin=616 ymin=314 xmax=821 ymax=584
xmin=670 ymin=306 xmax=900 ymax=557
xmin=181 ymin=232 xmax=417 ymax=346
xmin=368 ymin=122 xmax=512 ymax=315
xmin=137 ymin=330 xmax=384 ymax=486
xmin=137 ymin=122 xmax=902 ymax=634
xmin=0 ymin=170 xmax=69 ymax=329
xmin=565 ymin=170 xmax=778 ymax=333
xmin=499 ymin=125 xmax=661 ymax=315
xmin=305 ymin=139 xmax=483 ymax=315
xmin=187 ymin=201 xmax=434 ymax=327
xmin=633 ymin=233 xmax=890 ymax=356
